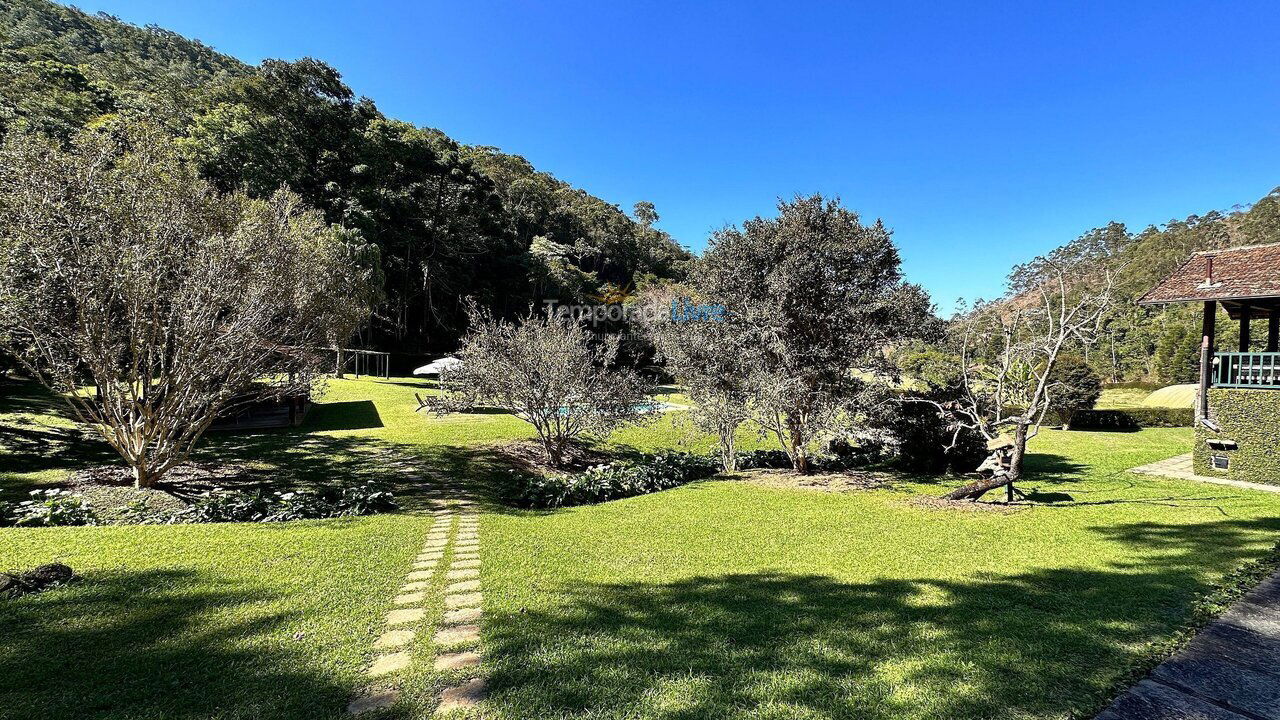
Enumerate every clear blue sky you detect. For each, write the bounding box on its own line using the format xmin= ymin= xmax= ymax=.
xmin=77 ymin=0 xmax=1280 ymax=309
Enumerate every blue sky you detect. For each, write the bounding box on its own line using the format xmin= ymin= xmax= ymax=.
xmin=77 ymin=0 xmax=1280 ymax=309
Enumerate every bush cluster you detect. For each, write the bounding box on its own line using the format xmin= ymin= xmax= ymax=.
xmin=1 ymin=490 xmax=98 ymax=527
xmin=179 ymin=482 xmax=397 ymax=523
xmin=0 ymin=482 xmax=397 ymax=526
xmin=508 ymin=452 xmax=719 ymax=509
xmin=1067 ymin=407 xmax=1194 ymax=429
xmin=734 ymin=448 xmax=874 ymax=473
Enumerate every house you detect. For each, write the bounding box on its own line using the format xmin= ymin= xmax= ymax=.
xmin=1139 ymin=242 xmax=1280 ymax=483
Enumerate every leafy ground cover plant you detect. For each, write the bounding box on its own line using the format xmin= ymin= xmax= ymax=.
xmin=507 ymin=452 xmax=718 ymax=508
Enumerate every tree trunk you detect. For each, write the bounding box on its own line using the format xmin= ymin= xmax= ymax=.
xmin=789 ymin=425 xmax=810 ymax=475
xmin=719 ymin=429 xmax=737 ymax=473
xmin=133 ymin=464 xmax=158 ymax=490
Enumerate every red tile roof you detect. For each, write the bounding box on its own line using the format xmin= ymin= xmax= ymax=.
xmin=1139 ymin=242 xmax=1280 ymax=305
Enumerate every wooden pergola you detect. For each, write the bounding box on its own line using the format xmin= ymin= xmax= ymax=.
xmin=1139 ymin=242 xmax=1280 ymax=419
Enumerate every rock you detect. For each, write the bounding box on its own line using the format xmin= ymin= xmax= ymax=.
xmin=1 ymin=563 xmax=74 ymax=599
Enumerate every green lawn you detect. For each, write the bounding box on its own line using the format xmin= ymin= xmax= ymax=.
xmin=1095 ymin=387 xmax=1152 ymax=409
xmin=4 ymin=376 xmax=1280 ymax=719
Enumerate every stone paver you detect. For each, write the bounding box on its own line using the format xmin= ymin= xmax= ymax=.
xmin=443 ymin=607 xmax=482 ymax=625
xmin=406 ymin=569 xmax=434 ymax=581
xmin=400 ymin=580 xmax=430 ymax=592
xmin=453 ymin=550 xmax=479 ymax=560
xmin=437 ymin=678 xmax=487 ymax=714
xmin=1130 ymin=453 xmax=1280 ymax=493
xmin=1095 ymin=571 xmax=1280 ymax=719
xmin=418 ymin=551 xmax=445 ymax=562
xmin=435 ymin=650 xmax=482 ymax=671
xmin=434 ymin=624 xmax=481 ymax=645
xmin=367 ymin=651 xmax=411 ymax=677
xmin=451 ymin=558 xmax=481 ymax=570
xmin=373 ymin=629 xmax=415 ymax=649
xmin=447 ymin=580 xmax=480 ymax=593
xmin=386 ymin=608 xmax=426 ymax=626
xmin=446 ymin=568 xmax=480 ymax=581
xmin=446 ymin=592 xmax=483 ymax=609
xmin=393 ymin=591 xmax=426 ymax=605
xmin=347 ymin=689 xmax=399 ymax=715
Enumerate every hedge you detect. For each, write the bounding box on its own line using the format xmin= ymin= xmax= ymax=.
xmin=1067 ymin=407 xmax=1194 ymax=429
xmin=1003 ymin=407 xmax=1193 ymax=429
xmin=1101 ymin=381 xmax=1164 ymax=391
xmin=1194 ymin=388 xmax=1280 ymax=485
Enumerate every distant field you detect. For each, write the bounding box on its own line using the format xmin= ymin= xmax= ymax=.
xmin=1143 ymin=384 xmax=1197 ymax=408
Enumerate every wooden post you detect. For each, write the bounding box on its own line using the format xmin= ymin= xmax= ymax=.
xmin=336 ymin=348 xmax=345 ymax=379
xmin=1240 ymin=304 xmax=1251 ymax=352
xmin=1268 ymin=308 xmax=1279 ymax=352
xmin=1199 ymin=301 xmax=1216 ymax=422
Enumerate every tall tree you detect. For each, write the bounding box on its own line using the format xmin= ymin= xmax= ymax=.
xmin=699 ymin=194 xmax=934 ymax=473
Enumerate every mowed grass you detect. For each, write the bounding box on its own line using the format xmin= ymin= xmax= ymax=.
xmin=0 ymin=514 xmax=431 ymax=720
xmin=482 ymin=428 xmax=1280 ymax=719
xmin=4 ymin=376 xmax=1280 ymax=719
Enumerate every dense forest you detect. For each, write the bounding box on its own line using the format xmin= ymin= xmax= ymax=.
xmin=3 ymin=0 xmax=1279 ymax=380
xmin=0 ymin=0 xmax=690 ymax=356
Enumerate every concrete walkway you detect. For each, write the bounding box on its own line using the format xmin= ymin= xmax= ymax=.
xmin=1130 ymin=454 xmax=1280 ymax=494
xmin=1096 ymin=571 xmax=1280 ymax=719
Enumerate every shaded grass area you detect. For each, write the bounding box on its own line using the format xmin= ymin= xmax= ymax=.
xmin=0 ymin=376 xmax=772 ymax=506
xmin=482 ymin=427 xmax=1280 ymax=719
xmin=0 ymin=514 xmax=431 ymax=720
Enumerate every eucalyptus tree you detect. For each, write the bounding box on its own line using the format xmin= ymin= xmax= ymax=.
xmin=0 ymin=121 xmax=377 ymax=488
xmin=699 ymin=194 xmax=935 ymax=473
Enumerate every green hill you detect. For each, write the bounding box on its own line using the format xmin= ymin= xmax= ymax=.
xmin=0 ymin=0 xmax=689 ymax=353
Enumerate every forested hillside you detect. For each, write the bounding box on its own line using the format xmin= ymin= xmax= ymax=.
xmin=1048 ymin=188 xmax=1280 ymax=383
xmin=0 ymin=0 xmax=689 ymax=354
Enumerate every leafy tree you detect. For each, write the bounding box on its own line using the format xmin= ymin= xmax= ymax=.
xmin=0 ymin=121 xmax=375 ymax=487
xmin=1047 ymin=355 xmax=1102 ymax=429
xmin=699 ymin=194 xmax=935 ymax=474
xmin=442 ymin=307 xmax=652 ymax=467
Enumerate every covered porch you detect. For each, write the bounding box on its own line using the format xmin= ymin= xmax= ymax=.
xmin=1139 ymin=243 xmax=1280 ymax=419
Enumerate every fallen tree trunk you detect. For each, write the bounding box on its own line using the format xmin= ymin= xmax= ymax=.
xmin=943 ymin=473 xmax=1012 ymax=501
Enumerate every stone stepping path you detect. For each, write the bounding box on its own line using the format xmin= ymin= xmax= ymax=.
xmin=1130 ymin=453 xmax=1280 ymax=494
xmin=434 ymin=506 xmax=487 ymax=715
xmin=1095 ymin=569 xmax=1280 ymax=719
xmin=347 ymin=501 xmax=487 ymax=716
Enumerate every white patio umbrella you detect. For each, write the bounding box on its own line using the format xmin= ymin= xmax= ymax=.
xmin=412 ymin=356 xmax=463 ymax=376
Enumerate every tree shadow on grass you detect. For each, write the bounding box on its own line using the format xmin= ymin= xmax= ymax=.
xmin=0 ymin=569 xmax=350 ymax=720
xmin=484 ymin=516 xmax=1280 ymax=720
xmin=301 ymin=400 xmax=384 ymax=431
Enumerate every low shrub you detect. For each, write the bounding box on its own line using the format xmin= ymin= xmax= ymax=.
xmin=1102 ymin=380 xmax=1163 ymax=391
xmin=4 ymin=489 xmax=98 ymax=527
xmin=509 ymin=452 xmax=719 ymax=509
xmin=1068 ymin=407 xmax=1194 ymax=429
xmin=735 ymin=447 xmax=877 ymax=473
xmin=1000 ymin=406 xmax=1192 ymax=429
xmin=735 ymin=449 xmax=793 ymax=470
xmin=181 ymin=481 xmax=397 ymax=523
